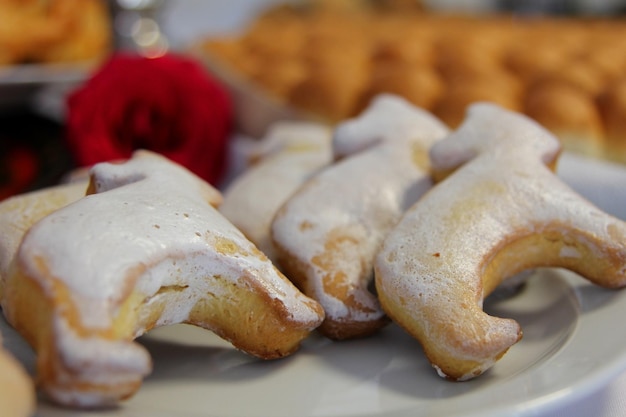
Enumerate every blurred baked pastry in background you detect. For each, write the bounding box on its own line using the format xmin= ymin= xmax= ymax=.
xmin=197 ymin=0 xmax=626 ymax=163
xmin=0 ymin=0 xmax=111 ymax=65
xmin=271 ymin=94 xmax=449 ymax=339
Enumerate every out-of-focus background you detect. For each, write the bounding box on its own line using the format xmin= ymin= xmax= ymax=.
xmin=2 ymin=0 xmax=626 ymax=199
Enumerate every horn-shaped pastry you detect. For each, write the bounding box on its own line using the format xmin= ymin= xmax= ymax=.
xmin=2 ymin=150 xmax=323 ymax=407
xmin=271 ymin=94 xmax=449 ymax=339
xmin=220 ymin=121 xmax=332 ymax=262
xmin=375 ymin=103 xmax=626 ymax=381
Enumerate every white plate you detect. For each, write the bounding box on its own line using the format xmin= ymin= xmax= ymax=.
xmin=4 ymin=152 xmax=626 ymax=417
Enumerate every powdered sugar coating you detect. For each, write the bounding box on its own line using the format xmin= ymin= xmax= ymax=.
xmin=13 ymin=150 xmax=324 ymax=406
xmin=0 ymin=181 xmax=87 ymax=287
xmin=375 ymin=103 xmax=626 ymax=380
xmin=220 ymin=122 xmax=332 ymax=262
xmin=272 ymin=94 xmax=449 ymax=338
xmin=19 ymin=151 xmax=321 ymax=329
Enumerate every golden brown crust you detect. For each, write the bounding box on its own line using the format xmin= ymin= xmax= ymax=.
xmin=274 ymin=240 xmax=389 ymax=340
xmin=3 ymin=263 xmax=147 ymax=407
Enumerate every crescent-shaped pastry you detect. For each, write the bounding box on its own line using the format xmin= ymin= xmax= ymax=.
xmin=0 ymin=181 xmax=89 ymax=288
xmin=220 ymin=121 xmax=332 ymax=262
xmin=375 ymin=103 xmax=626 ymax=381
xmin=271 ymin=94 xmax=449 ymax=339
xmin=0 ymin=183 xmax=87 ymax=416
xmin=1 ymin=150 xmax=324 ymax=407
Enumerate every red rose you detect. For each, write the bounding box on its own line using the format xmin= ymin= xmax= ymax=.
xmin=66 ymin=53 xmax=233 ymax=185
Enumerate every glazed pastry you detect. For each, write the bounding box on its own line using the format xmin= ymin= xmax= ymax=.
xmin=2 ymin=150 xmax=324 ymax=407
xmin=272 ymin=94 xmax=449 ymax=339
xmin=0 ymin=183 xmax=83 ymax=416
xmin=375 ymin=103 xmax=626 ymax=381
xmin=0 ymin=181 xmax=89 ymax=289
xmin=220 ymin=121 xmax=332 ymax=262
xmin=0 ymin=185 xmax=78 ymax=416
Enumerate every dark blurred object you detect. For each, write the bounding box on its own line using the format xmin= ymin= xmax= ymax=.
xmin=498 ymin=0 xmax=576 ymax=15
xmin=0 ymin=110 xmax=74 ymax=200
xmin=498 ymin=0 xmax=626 ymax=15
xmin=0 ymin=63 xmax=92 ymax=111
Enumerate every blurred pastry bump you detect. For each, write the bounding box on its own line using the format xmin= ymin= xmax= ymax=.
xmin=371 ymin=22 xmax=436 ymax=68
xmin=33 ymin=0 xmax=112 ymax=63
xmin=220 ymin=121 xmax=333 ymax=262
xmin=2 ymin=150 xmax=324 ymax=407
xmin=0 ymin=181 xmax=89 ymax=292
xmin=598 ymin=78 xmax=626 ymax=160
xmin=360 ymin=63 xmax=444 ymax=113
xmin=290 ymin=29 xmax=373 ymax=123
xmin=435 ymin=16 xmax=514 ymax=80
xmin=0 ymin=0 xmax=111 ymax=65
xmin=272 ymin=94 xmax=449 ymax=339
xmin=433 ymin=71 xmax=523 ymax=128
xmin=504 ymin=23 xmax=573 ymax=83
xmin=524 ymin=79 xmax=605 ymax=158
xmin=375 ymin=103 xmax=626 ymax=382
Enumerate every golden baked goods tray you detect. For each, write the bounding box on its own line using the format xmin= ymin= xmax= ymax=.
xmin=6 ymin=151 xmax=626 ymax=417
xmin=192 ymin=2 xmax=626 ymax=165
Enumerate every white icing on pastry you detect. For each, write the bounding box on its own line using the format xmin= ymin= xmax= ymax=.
xmin=220 ymin=121 xmax=332 ymax=262
xmin=375 ymin=102 xmax=626 ymax=381
xmin=0 ymin=181 xmax=88 ymax=288
xmin=7 ymin=150 xmax=324 ymax=407
xmin=272 ymin=94 xmax=449 ymax=339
